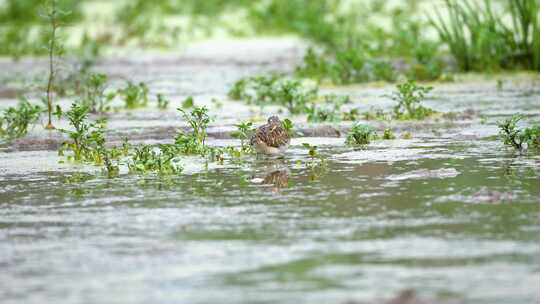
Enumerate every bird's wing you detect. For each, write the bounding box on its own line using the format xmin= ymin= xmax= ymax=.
xmin=255 ymin=124 xmax=290 ymax=148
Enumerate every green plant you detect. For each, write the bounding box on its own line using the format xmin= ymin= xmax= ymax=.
xmin=157 ymin=93 xmax=169 ymax=110
xmin=282 ymin=118 xmax=294 ymax=137
xmin=402 ymin=132 xmax=413 ymax=139
xmin=302 ymin=142 xmax=328 ymax=181
xmin=119 ymin=81 xmax=149 ymax=109
xmin=81 ymin=73 xmax=112 ymax=114
xmin=431 ymin=0 xmax=540 ymax=71
xmin=303 ymin=143 xmax=320 ymax=161
xmin=306 ymin=95 xmax=349 ymax=123
xmin=59 ymin=103 xmax=124 ymax=166
xmin=128 ymin=144 xmax=183 ymax=175
xmin=0 ymin=0 xmax=81 ymax=58
xmin=498 ymin=115 xmax=540 ymax=152
xmin=391 ymin=80 xmax=434 ymax=120
xmin=0 ymin=99 xmax=42 ymax=139
xmin=347 ymin=123 xmax=377 ymax=146
xmin=342 ymin=108 xmax=360 ymax=121
xmin=228 ymin=75 xmax=318 ymax=114
xmin=175 ymin=106 xmax=211 ymax=155
xmin=524 ymin=124 xmax=540 ymax=150
xmin=231 ymin=121 xmax=254 ymax=152
xmin=181 ymin=96 xmax=194 ymax=109
xmin=382 ymin=128 xmax=396 ymax=140
xmin=43 ymin=0 xmax=69 ymax=129
xmin=363 ymin=108 xmax=388 ymax=121
xmin=498 ymin=115 xmax=528 ymax=151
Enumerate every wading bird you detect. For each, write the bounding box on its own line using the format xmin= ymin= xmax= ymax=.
xmin=250 ymin=116 xmax=290 ymax=156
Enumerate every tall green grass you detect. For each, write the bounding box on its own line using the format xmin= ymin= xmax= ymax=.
xmin=0 ymin=0 xmax=81 ymax=57
xmin=431 ymin=0 xmax=540 ymax=71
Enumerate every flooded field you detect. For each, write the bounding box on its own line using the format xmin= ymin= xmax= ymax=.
xmin=1 ymin=39 xmax=540 ymax=304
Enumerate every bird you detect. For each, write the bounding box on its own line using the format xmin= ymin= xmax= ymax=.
xmin=250 ymin=116 xmax=290 ymax=155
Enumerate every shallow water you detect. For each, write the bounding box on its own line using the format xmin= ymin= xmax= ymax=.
xmin=1 ymin=38 xmax=540 ymax=304
xmin=1 ymin=136 xmax=540 ymax=304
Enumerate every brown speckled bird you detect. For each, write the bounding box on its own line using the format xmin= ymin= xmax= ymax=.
xmin=250 ymin=116 xmax=290 ymax=155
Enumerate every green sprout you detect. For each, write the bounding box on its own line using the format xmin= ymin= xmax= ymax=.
xmin=232 ymin=121 xmax=254 ymax=152
xmin=282 ymin=118 xmax=294 ymax=137
xmin=302 ymin=142 xmax=328 ymax=181
xmin=391 ymin=80 xmax=434 ymax=120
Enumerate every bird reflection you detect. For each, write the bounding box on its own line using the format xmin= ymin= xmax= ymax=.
xmin=262 ymin=169 xmax=289 ymax=190
xmin=251 ymin=159 xmax=290 ymax=192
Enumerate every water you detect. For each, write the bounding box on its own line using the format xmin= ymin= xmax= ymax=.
xmin=1 ymin=136 xmax=540 ymax=304
xmin=1 ymin=38 xmax=540 ymax=304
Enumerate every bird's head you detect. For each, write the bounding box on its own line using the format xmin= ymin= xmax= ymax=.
xmin=267 ymin=116 xmax=281 ymax=124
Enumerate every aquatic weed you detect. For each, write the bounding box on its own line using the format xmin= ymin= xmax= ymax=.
xmin=342 ymin=108 xmax=360 ymax=121
xmin=59 ymin=103 xmax=126 ymax=173
xmin=498 ymin=115 xmax=528 ymax=152
xmin=498 ymin=115 xmax=540 ymax=152
xmin=119 ymin=81 xmax=149 ymax=109
xmin=228 ymin=75 xmax=318 ymax=114
xmin=306 ymin=95 xmax=349 ymax=123
xmin=128 ymin=144 xmax=183 ymax=176
xmin=391 ymin=80 xmax=434 ymax=120
xmin=175 ymin=106 xmax=211 ymax=155
xmin=346 ymin=123 xmax=377 ymax=146
xmin=232 ymin=121 xmax=254 ymax=152
xmin=81 ymin=73 xmax=113 ymax=114
xmin=382 ymin=128 xmax=396 ymax=140
xmin=0 ymin=98 xmax=42 ymax=139
xmin=302 ymin=143 xmax=328 ymax=181
xmin=157 ymin=93 xmax=169 ymax=110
